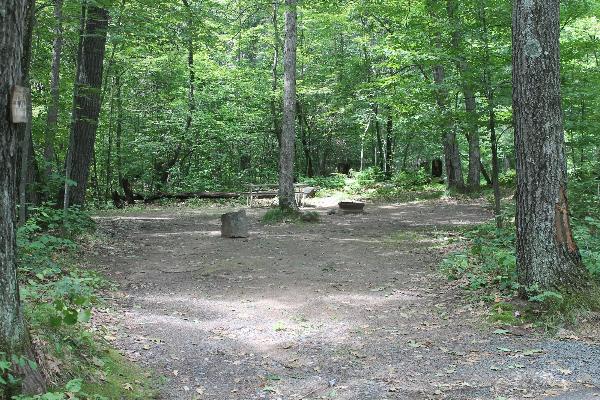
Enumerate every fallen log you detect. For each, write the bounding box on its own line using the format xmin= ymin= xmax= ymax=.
xmin=142 ymin=191 xmax=244 ymax=203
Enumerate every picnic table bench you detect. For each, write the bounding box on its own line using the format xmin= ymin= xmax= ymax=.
xmin=247 ymin=184 xmax=309 ymax=207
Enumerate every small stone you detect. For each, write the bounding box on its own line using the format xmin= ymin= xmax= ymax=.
xmin=221 ymin=210 xmax=249 ymax=238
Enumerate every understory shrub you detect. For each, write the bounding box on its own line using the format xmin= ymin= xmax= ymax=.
xmin=441 ymin=205 xmax=600 ymax=328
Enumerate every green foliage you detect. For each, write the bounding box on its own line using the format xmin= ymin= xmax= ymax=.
xmin=301 ymin=174 xmax=347 ymax=190
xmin=498 ymin=169 xmax=517 ymax=186
xmin=441 ymin=204 xmax=600 ymax=328
xmin=391 ymin=169 xmax=432 ymax=189
xmin=8 ymin=205 xmax=156 ymax=399
xmin=351 ymin=167 xmax=385 ymax=189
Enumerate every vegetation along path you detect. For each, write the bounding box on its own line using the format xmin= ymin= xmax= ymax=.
xmin=91 ymin=200 xmax=600 ymax=400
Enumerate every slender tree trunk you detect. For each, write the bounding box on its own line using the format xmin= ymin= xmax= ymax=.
xmin=480 ymin=0 xmax=502 ymax=226
xmin=374 ymin=104 xmax=385 ymax=171
xmin=385 ymin=113 xmax=394 ymax=177
xmin=513 ymin=0 xmax=586 ymax=292
xmin=271 ymin=0 xmax=282 ymax=145
xmin=104 ymin=78 xmax=115 ymax=200
xmin=489 ymin=98 xmax=502 ymax=228
xmin=182 ymin=0 xmax=195 ymax=135
xmin=17 ymin=0 xmax=37 ymax=224
xmin=1 ymin=0 xmax=46 ymax=395
xmin=44 ymin=0 xmax=64 ymax=180
xmin=298 ymin=102 xmax=314 ymax=177
xmin=116 ymin=75 xmax=123 ymax=184
xmin=278 ymin=0 xmax=298 ymax=210
xmin=433 ymin=65 xmax=464 ymax=190
xmin=447 ymin=0 xmax=480 ymax=190
xmin=63 ymin=4 xmax=109 ymax=208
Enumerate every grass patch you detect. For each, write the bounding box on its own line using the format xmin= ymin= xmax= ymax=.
xmin=262 ymin=208 xmax=320 ymax=224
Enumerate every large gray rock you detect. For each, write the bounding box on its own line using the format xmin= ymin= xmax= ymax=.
xmin=221 ymin=210 xmax=249 ymax=238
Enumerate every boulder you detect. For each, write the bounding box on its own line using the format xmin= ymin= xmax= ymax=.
xmin=221 ymin=210 xmax=249 ymax=238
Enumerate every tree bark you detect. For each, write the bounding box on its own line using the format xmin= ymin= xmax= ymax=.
xmin=447 ymin=0 xmax=480 ymax=190
xmin=279 ymin=0 xmax=298 ymax=210
xmin=1 ymin=0 xmax=46 ymax=395
xmin=479 ymin=0 xmax=502 ymax=226
xmin=433 ymin=65 xmax=464 ymax=190
xmin=385 ymin=113 xmax=394 ymax=177
xmin=63 ymin=4 xmax=109 ymax=208
xmin=513 ymin=0 xmax=586 ymax=293
xmin=16 ymin=0 xmax=37 ymax=224
xmin=271 ymin=0 xmax=282 ymax=145
xmin=182 ymin=0 xmax=195 ymax=135
xmin=44 ymin=0 xmax=64 ymax=180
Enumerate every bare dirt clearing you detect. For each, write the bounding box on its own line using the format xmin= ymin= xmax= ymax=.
xmin=90 ymin=200 xmax=600 ymax=400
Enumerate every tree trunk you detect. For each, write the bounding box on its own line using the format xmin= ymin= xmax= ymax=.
xmin=298 ymin=102 xmax=314 ymax=178
xmin=271 ymin=0 xmax=282 ymax=145
xmin=433 ymin=65 xmax=464 ymax=190
xmin=63 ymin=4 xmax=109 ymax=208
xmin=480 ymin=0 xmax=502 ymax=226
xmin=17 ymin=0 xmax=37 ymax=224
xmin=385 ymin=113 xmax=394 ymax=177
xmin=373 ymin=104 xmax=385 ymax=171
xmin=278 ymin=0 xmax=298 ymax=210
xmin=513 ymin=0 xmax=586 ymax=293
xmin=447 ymin=0 xmax=480 ymax=190
xmin=44 ymin=0 xmax=64 ymax=180
xmin=182 ymin=0 xmax=195 ymax=135
xmin=116 ymin=75 xmax=123 ymax=184
xmin=0 ymin=0 xmax=46 ymax=395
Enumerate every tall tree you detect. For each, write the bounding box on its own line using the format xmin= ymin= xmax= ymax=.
xmin=278 ymin=0 xmax=298 ymax=210
xmin=63 ymin=3 xmax=109 ymax=208
xmin=1 ymin=0 xmax=45 ymax=395
xmin=271 ymin=0 xmax=282 ymax=145
xmin=44 ymin=0 xmax=64 ymax=180
xmin=513 ymin=0 xmax=587 ymax=292
xmin=447 ymin=0 xmax=481 ymax=190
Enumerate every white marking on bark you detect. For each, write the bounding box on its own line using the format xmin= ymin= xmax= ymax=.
xmin=525 ymin=37 xmax=542 ymax=58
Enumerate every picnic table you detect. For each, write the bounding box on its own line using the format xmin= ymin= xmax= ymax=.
xmin=247 ymin=184 xmax=309 ymax=207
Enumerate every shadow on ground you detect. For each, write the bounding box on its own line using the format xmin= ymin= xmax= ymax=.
xmin=90 ymin=200 xmax=600 ymax=400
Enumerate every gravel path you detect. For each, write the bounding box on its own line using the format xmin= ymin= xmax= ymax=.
xmin=91 ymin=199 xmax=600 ymax=400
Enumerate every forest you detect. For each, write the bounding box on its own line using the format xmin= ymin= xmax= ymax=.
xmin=1 ymin=0 xmax=600 ymax=399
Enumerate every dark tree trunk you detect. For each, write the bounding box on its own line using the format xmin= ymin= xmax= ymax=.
xmin=182 ymin=0 xmax=195 ymax=135
xmin=116 ymin=75 xmax=123 ymax=184
xmin=298 ymin=102 xmax=314 ymax=178
xmin=373 ymin=104 xmax=385 ymax=171
xmin=279 ymin=0 xmax=298 ymax=210
xmin=0 ymin=0 xmax=46 ymax=395
xmin=63 ymin=4 xmax=109 ymax=208
xmin=385 ymin=113 xmax=394 ymax=177
xmin=489 ymin=99 xmax=502 ymax=228
xmin=513 ymin=0 xmax=586 ymax=292
xmin=479 ymin=160 xmax=493 ymax=186
xmin=44 ymin=0 xmax=64 ymax=180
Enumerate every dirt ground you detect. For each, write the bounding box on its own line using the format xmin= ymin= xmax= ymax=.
xmin=90 ymin=199 xmax=600 ymax=400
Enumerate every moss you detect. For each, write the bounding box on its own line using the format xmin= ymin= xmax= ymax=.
xmin=81 ymin=349 xmax=160 ymax=399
